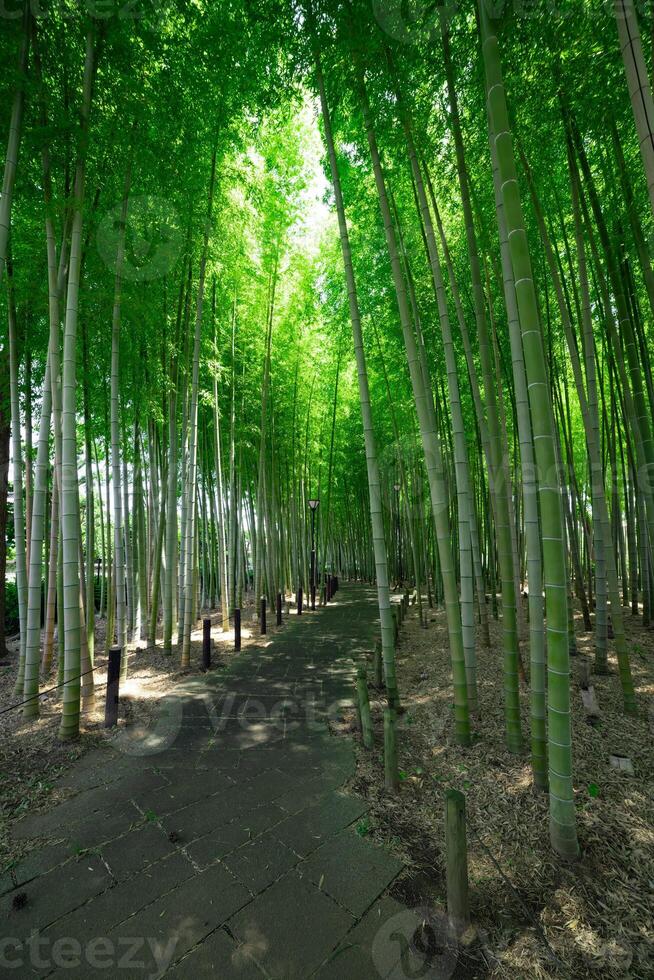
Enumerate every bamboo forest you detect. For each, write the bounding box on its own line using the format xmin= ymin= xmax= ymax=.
xmin=0 ymin=0 xmax=653 ymax=976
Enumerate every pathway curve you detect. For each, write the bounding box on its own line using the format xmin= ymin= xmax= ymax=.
xmin=0 ymin=584 xmax=425 ymax=979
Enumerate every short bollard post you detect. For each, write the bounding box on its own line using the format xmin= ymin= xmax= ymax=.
xmin=383 ymin=708 xmax=399 ymax=792
xmin=260 ymin=596 xmax=267 ymax=635
xmin=234 ymin=608 xmax=241 ymax=651
xmin=311 ymin=584 xmax=316 ymax=610
xmin=104 ymin=645 xmax=122 ymax=728
xmin=202 ymin=618 xmax=211 ymax=671
xmin=276 ymin=592 xmax=282 ymax=626
xmin=297 ymin=587 xmax=303 ymax=615
xmin=356 ymin=668 xmax=374 ymax=749
xmin=579 ymin=658 xmax=591 ymax=690
xmin=374 ymin=639 xmax=383 ymax=688
xmin=446 ymin=789 xmax=470 ymax=935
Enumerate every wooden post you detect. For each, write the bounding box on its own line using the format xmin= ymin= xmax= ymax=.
xmin=260 ymin=596 xmax=267 ymax=635
xmin=356 ymin=668 xmax=374 ymax=749
xmin=326 ymin=576 xmax=331 ymax=602
xmin=276 ymin=592 xmax=282 ymax=626
xmin=104 ymin=645 xmax=121 ymax=728
xmin=445 ymin=789 xmax=470 ymax=934
xmin=297 ymin=587 xmax=303 ymax=615
xmin=579 ymin=658 xmax=591 ymax=690
xmin=234 ymin=608 xmax=241 ymax=651
xmin=383 ymin=708 xmax=399 ymax=792
xmin=202 ymin=618 xmax=211 ymax=671
xmin=311 ymin=584 xmax=316 ymax=610
xmin=374 ymin=639 xmax=383 ymax=688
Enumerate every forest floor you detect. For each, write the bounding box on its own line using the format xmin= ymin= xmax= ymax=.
xmin=345 ymin=594 xmax=654 ymax=979
xmin=0 ymin=593 xmax=274 ymax=871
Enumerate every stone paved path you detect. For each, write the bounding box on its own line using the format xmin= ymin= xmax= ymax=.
xmin=1 ymin=584 xmax=422 ymax=979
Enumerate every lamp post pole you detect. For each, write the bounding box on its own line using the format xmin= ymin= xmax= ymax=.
xmin=394 ymin=483 xmax=401 ymax=589
xmin=311 ymin=508 xmax=316 ymax=591
xmin=308 ymin=499 xmax=319 ymax=610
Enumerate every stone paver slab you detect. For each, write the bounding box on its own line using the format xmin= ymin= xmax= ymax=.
xmin=274 ymin=792 xmax=368 ymax=857
xmin=100 ymin=824 xmax=177 ymax=880
xmin=184 ymin=802 xmax=286 ymax=869
xmin=232 ymin=768 xmax=296 ymax=807
xmin=161 ymin=791 xmax=244 ymax=843
xmin=11 ymin=781 xmax=126 ymax=840
xmin=131 ymin=771 xmax=234 ymax=816
xmin=0 ymin=841 xmax=73 ymax=895
xmin=301 ymin=829 xmax=403 ymax=916
xmin=104 ymin=864 xmax=252 ymax=977
xmin=65 ymin=803 xmax=143 ymax=852
xmin=316 ymin=896 xmax=458 ymax=980
xmin=311 ymin=942 xmax=381 ymax=980
xmin=273 ymin=771 xmax=345 ymax=813
xmin=166 ymin=926 xmax=267 ymax=978
xmin=40 ymin=852 xmax=196 ymax=959
xmin=223 ymin=831 xmax=299 ymax=893
xmin=228 ymin=870 xmax=354 ymax=979
xmin=1 ymin=853 xmax=111 ymax=939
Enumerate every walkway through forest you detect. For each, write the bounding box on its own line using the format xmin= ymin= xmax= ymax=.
xmin=0 ymin=585 xmax=429 ymax=979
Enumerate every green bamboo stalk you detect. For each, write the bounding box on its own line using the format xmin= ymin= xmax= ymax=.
xmin=59 ymin=30 xmax=97 ymax=741
xmin=0 ymin=6 xmax=29 ymax=283
xmin=22 ymin=358 xmax=53 ymax=716
xmin=181 ymin=149 xmax=216 ymax=665
xmin=309 ymin=6 xmax=400 ymax=710
xmin=7 ymin=262 xmax=27 ymax=695
xmin=390 ymin=85 xmax=479 ymax=707
xmin=111 ymin=159 xmax=132 ymax=677
xmin=614 ymin=0 xmax=654 ymax=216
xmin=567 ymin=143 xmax=637 ymax=713
xmin=442 ymin=19 xmax=521 ymax=751
xmin=479 ymin=3 xmax=578 ymax=857
xmin=213 ymin=282 xmax=230 ymax=631
xmin=350 ymin=36 xmax=469 ymax=743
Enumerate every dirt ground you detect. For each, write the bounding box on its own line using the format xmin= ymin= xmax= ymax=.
xmin=344 ymin=595 xmax=654 ymax=979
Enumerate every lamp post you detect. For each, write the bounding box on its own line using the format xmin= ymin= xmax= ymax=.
xmin=308 ymin=498 xmax=319 ymax=610
xmin=393 ymin=483 xmax=402 ymax=588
